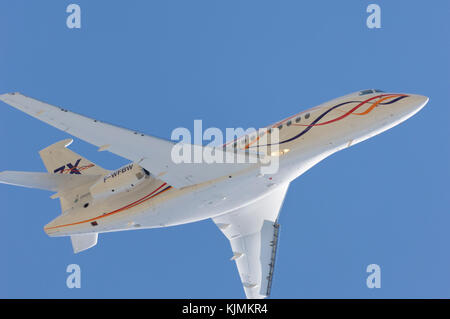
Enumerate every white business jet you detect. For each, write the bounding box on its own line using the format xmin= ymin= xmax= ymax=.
xmin=0 ymin=90 xmax=428 ymax=298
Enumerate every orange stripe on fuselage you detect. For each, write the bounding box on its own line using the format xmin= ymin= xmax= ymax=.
xmin=44 ymin=183 xmax=172 ymax=231
xmin=351 ymin=95 xmax=404 ymax=115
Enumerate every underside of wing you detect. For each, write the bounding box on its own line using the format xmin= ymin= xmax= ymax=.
xmin=0 ymin=93 xmax=257 ymax=188
xmin=213 ymin=183 xmax=289 ymax=299
xmin=0 ymin=171 xmax=100 ymax=192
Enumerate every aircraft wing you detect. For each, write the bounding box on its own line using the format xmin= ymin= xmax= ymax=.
xmin=0 ymin=171 xmax=100 ymax=192
xmin=213 ymin=183 xmax=289 ymax=299
xmin=0 ymin=93 xmax=257 ymax=188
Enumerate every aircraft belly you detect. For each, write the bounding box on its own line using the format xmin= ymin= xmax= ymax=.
xmin=133 ymin=172 xmax=276 ymax=229
xmin=45 ymin=167 xmax=278 ymax=236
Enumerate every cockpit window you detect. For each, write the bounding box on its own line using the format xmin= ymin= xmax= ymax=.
xmin=359 ymin=89 xmax=385 ymax=95
xmin=359 ymin=89 xmax=374 ymax=95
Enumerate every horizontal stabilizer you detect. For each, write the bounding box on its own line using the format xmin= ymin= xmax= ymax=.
xmin=70 ymin=233 xmax=98 ymax=253
xmin=0 ymin=171 xmax=100 ymax=192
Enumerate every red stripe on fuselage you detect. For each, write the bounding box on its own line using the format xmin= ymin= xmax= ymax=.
xmin=44 ymin=183 xmax=172 ymax=231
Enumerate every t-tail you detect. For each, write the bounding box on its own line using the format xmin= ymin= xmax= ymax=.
xmin=0 ymin=139 xmax=110 ymax=253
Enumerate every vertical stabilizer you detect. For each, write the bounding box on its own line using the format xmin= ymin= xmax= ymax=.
xmin=39 ymin=139 xmax=108 ymax=176
xmin=39 ymin=139 xmax=108 ymax=213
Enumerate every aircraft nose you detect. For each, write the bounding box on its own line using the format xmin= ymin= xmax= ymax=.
xmin=410 ymin=94 xmax=429 ymax=113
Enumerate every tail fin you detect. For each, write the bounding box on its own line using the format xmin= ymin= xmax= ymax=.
xmin=38 ymin=139 xmax=107 ymax=214
xmin=39 ymin=139 xmax=108 ymax=176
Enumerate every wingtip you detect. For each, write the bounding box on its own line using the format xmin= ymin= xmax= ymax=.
xmin=0 ymin=92 xmax=21 ymax=101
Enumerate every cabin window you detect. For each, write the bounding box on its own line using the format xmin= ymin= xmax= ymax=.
xmin=295 ymin=116 xmax=301 ymax=123
xmin=277 ymin=124 xmax=283 ymax=130
xmin=287 ymin=120 xmax=292 ymax=126
xmin=305 ymin=113 xmax=310 ymax=119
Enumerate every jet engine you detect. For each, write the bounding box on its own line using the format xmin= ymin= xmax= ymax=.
xmin=89 ymin=163 xmax=149 ymax=198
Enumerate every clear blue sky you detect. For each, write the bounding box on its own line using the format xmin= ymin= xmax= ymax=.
xmin=0 ymin=1 xmax=449 ymax=298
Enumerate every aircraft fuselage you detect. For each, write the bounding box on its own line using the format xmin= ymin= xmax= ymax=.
xmin=44 ymin=91 xmax=428 ymax=237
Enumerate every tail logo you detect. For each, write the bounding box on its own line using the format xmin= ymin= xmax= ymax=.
xmin=53 ymin=159 xmax=94 ymax=174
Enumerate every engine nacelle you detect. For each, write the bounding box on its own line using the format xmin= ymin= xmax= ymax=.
xmin=90 ymin=163 xmax=148 ymax=199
